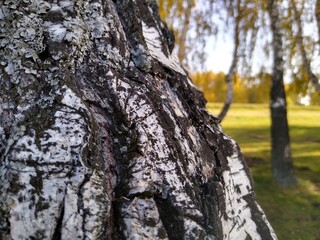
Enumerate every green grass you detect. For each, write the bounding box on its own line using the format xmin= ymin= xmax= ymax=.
xmin=208 ymin=103 xmax=320 ymax=240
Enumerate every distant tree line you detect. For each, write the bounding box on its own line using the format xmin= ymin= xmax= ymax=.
xmin=191 ymin=71 xmax=320 ymax=105
xmin=158 ymin=0 xmax=320 ymax=103
xmin=191 ymin=71 xmax=270 ymax=104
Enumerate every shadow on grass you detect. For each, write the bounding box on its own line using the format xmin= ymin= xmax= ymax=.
xmin=252 ymin=168 xmax=320 ymax=240
xmin=224 ymin=126 xmax=320 ymax=240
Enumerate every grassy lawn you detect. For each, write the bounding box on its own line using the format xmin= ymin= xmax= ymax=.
xmin=207 ymin=103 xmax=320 ymax=240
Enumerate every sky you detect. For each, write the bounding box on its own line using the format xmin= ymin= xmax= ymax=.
xmin=205 ymin=34 xmax=233 ymax=73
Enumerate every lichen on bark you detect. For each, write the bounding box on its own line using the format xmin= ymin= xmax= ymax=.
xmin=0 ymin=0 xmax=277 ymax=239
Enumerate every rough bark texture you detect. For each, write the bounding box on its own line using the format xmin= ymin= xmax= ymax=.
xmin=268 ymin=0 xmax=296 ymax=187
xmin=0 ymin=0 xmax=276 ymax=239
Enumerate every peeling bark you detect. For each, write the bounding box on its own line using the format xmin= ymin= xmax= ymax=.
xmin=0 ymin=0 xmax=276 ymax=239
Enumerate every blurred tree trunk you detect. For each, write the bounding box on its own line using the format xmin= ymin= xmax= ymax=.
xmin=0 ymin=0 xmax=277 ymax=239
xmin=291 ymin=0 xmax=320 ymax=92
xmin=218 ymin=0 xmax=240 ymax=121
xmin=177 ymin=0 xmax=193 ymax=65
xmin=316 ymin=0 xmax=320 ymax=47
xmin=267 ymin=0 xmax=296 ymax=187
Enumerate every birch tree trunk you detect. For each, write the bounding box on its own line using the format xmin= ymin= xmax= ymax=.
xmin=0 ymin=0 xmax=276 ymax=239
xmin=267 ymin=0 xmax=296 ymax=187
xmin=291 ymin=0 xmax=320 ymax=92
xmin=316 ymin=0 xmax=320 ymax=47
xmin=218 ymin=0 xmax=240 ymax=122
xmin=177 ymin=0 xmax=193 ymax=64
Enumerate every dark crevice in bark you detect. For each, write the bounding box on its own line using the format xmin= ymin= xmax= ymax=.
xmin=0 ymin=215 xmax=10 ymax=238
xmin=213 ymin=150 xmax=224 ymax=183
xmin=52 ymin=202 xmax=65 ymax=240
xmin=199 ymin=181 xmax=223 ymax=238
xmin=102 ymin=82 xmax=140 ymax=200
xmin=111 ymin=200 xmax=123 ymax=240
xmin=77 ymin=173 xmax=92 ymax=210
xmin=154 ymin=197 xmax=185 ymax=240
xmin=245 ymin=232 xmax=253 ymax=240
xmin=243 ymin=195 xmax=275 ymax=240
xmin=38 ymin=36 xmax=50 ymax=61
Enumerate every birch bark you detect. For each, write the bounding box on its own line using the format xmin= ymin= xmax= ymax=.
xmin=267 ymin=0 xmax=296 ymax=187
xmin=0 ymin=0 xmax=276 ymax=239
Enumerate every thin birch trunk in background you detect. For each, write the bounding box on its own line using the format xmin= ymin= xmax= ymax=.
xmin=268 ymin=0 xmax=297 ymax=187
xmin=218 ymin=0 xmax=240 ymax=121
xmin=292 ymin=0 xmax=320 ymax=92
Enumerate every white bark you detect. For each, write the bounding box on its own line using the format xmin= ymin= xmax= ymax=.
xmin=0 ymin=0 xmax=276 ymax=239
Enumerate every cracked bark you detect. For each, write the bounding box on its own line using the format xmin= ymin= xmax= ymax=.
xmin=0 ymin=0 xmax=276 ymax=239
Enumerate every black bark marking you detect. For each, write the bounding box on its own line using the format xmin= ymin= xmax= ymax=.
xmin=243 ymin=194 xmax=275 ymax=240
xmin=52 ymin=203 xmax=64 ymax=240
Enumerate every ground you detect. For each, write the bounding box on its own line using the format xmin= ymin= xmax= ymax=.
xmin=208 ymin=103 xmax=320 ymax=240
